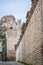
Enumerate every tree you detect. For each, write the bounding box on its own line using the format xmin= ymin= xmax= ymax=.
xmin=0 ymin=28 xmax=7 ymax=61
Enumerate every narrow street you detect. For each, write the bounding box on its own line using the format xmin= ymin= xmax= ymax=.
xmin=0 ymin=62 xmax=24 ymax=65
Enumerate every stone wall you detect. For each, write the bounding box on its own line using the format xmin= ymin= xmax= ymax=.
xmin=16 ymin=0 xmax=43 ymax=65
xmin=16 ymin=35 xmax=25 ymax=61
xmin=1 ymin=15 xmax=21 ymax=60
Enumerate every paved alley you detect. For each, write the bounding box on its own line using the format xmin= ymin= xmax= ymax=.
xmin=0 ymin=62 xmax=24 ymax=65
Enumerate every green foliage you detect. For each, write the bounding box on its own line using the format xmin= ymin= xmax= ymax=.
xmin=0 ymin=29 xmax=7 ymax=61
xmin=18 ymin=61 xmax=32 ymax=65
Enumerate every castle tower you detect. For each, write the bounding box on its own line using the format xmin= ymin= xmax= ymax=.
xmin=1 ymin=15 xmax=21 ymax=60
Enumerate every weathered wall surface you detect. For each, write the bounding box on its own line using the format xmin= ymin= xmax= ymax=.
xmin=41 ymin=0 xmax=43 ymax=64
xmin=16 ymin=0 xmax=43 ymax=65
xmin=1 ymin=15 xmax=21 ymax=60
xmin=16 ymin=35 xmax=25 ymax=61
xmin=24 ymin=0 xmax=42 ymax=64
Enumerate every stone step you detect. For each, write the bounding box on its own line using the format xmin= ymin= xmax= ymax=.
xmin=0 ymin=61 xmax=24 ymax=65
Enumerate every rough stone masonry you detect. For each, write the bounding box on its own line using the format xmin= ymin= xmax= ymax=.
xmin=16 ymin=0 xmax=43 ymax=65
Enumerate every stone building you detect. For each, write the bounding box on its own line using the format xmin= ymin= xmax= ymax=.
xmin=0 ymin=15 xmax=21 ymax=60
xmin=16 ymin=0 xmax=43 ymax=65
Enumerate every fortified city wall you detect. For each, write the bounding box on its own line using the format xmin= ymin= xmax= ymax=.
xmin=16 ymin=0 xmax=43 ymax=65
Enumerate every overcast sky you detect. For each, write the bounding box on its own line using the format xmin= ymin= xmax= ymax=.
xmin=0 ymin=0 xmax=31 ymax=23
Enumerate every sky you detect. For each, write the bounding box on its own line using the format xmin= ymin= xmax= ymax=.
xmin=0 ymin=0 xmax=31 ymax=23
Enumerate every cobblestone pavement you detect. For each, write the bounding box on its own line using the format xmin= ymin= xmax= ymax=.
xmin=0 ymin=61 xmax=24 ymax=65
